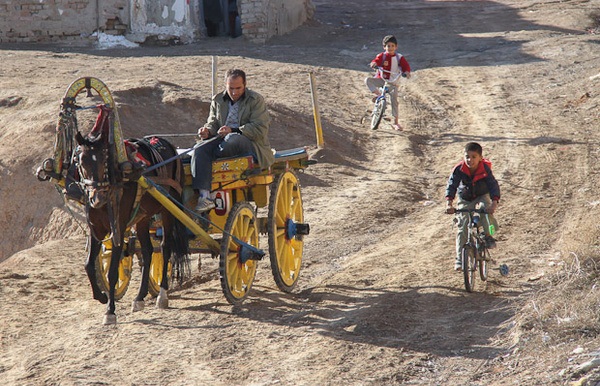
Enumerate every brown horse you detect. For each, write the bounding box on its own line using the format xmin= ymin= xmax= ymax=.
xmin=75 ymin=131 xmax=189 ymax=325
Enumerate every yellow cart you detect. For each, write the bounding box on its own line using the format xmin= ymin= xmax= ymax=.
xmin=38 ymin=77 xmax=313 ymax=306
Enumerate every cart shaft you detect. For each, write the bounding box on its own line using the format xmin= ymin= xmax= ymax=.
xmin=137 ymin=176 xmax=221 ymax=253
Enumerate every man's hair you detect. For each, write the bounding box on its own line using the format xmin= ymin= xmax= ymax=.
xmin=464 ymin=142 xmax=483 ymax=155
xmin=226 ymin=68 xmax=246 ymax=84
xmin=382 ymin=35 xmax=397 ymax=46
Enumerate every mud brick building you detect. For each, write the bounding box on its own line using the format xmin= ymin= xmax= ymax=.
xmin=0 ymin=0 xmax=314 ymax=44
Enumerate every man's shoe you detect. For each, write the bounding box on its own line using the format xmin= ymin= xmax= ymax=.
xmin=454 ymin=260 xmax=462 ymax=271
xmin=195 ymin=197 xmax=215 ymax=213
xmin=485 ymin=235 xmax=497 ymax=249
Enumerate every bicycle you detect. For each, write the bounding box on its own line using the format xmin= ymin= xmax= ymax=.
xmin=454 ymin=203 xmax=496 ymax=292
xmin=369 ymin=67 xmax=406 ymax=130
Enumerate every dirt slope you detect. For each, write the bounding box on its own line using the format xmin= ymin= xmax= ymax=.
xmin=1 ymin=0 xmax=600 ymax=384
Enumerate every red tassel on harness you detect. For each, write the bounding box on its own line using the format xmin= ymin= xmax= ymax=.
xmin=89 ymin=105 xmax=112 ymax=138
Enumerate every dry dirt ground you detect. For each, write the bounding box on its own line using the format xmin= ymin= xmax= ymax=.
xmin=1 ymin=0 xmax=600 ymax=385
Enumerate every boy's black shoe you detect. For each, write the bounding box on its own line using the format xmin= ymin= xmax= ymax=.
xmin=485 ymin=235 xmax=497 ymax=249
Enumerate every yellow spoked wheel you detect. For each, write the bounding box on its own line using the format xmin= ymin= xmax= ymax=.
xmin=267 ymin=170 xmax=306 ymax=292
xmin=219 ymin=202 xmax=259 ymax=305
xmin=95 ymin=238 xmax=133 ymax=301
xmin=148 ymin=251 xmax=173 ymax=297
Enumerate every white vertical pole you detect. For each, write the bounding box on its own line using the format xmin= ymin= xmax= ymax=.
xmin=211 ymin=56 xmax=218 ymax=96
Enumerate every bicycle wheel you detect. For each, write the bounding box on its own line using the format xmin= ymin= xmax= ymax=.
xmin=461 ymin=245 xmax=477 ymax=292
xmin=479 ymin=248 xmax=489 ymax=281
xmin=370 ymin=97 xmax=386 ymax=130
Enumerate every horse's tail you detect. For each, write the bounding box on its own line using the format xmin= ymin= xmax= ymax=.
xmin=169 ymin=218 xmax=191 ymax=285
xmin=169 ymin=142 xmax=190 ymax=286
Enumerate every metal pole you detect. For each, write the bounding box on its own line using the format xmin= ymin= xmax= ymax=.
xmin=211 ymin=56 xmax=218 ymax=96
xmin=308 ymin=71 xmax=325 ymax=148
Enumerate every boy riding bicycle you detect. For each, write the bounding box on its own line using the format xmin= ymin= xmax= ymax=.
xmin=365 ymin=34 xmax=411 ymax=131
xmin=445 ymin=142 xmax=500 ymax=271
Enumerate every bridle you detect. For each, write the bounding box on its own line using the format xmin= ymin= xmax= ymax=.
xmin=76 ymin=139 xmax=112 ymax=199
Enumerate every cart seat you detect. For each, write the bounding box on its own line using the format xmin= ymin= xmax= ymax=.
xmin=177 ymin=149 xmax=258 ymax=184
xmin=177 ymin=147 xmax=309 ymax=172
xmin=177 ymin=146 xmax=309 ymax=186
xmin=177 ymin=150 xmax=255 ymax=170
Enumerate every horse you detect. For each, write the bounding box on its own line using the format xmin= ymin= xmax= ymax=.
xmin=75 ymin=129 xmax=189 ymax=325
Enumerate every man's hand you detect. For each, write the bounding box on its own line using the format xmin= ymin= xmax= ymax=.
xmin=198 ymin=126 xmax=211 ymax=140
xmin=217 ymin=126 xmax=233 ymax=137
xmin=446 ymin=201 xmax=455 ymax=214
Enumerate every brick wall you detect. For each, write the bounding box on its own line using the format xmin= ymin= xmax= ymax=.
xmin=0 ymin=0 xmax=129 ymax=43
xmin=240 ymin=0 xmax=314 ymax=43
xmin=0 ymin=0 xmax=313 ymax=44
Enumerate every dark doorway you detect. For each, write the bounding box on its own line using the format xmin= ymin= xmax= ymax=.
xmin=201 ymin=0 xmax=241 ymax=38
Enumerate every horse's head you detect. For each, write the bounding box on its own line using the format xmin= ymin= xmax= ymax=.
xmin=75 ymin=132 xmax=110 ymax=208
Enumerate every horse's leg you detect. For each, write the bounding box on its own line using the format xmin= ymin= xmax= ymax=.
xmin=84 ymin=235 xmax=108 ymax=304
xmin=103 ymin=233 xmax=124 ymax=325
xmin=156 ymin=211 xmax=173 ymax=309
xmin=131 ymin=220 xmax=152 ymax=312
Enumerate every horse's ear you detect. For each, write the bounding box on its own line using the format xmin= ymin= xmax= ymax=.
xmin=75 ymin=131 xmax=85 ymax=145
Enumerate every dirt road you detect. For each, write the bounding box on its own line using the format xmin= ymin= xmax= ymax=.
xmin=1 ymin=0 xmax=599 ymax=384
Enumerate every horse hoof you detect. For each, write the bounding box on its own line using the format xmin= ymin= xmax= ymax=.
xmin=131 ymin=300 xmax=145 ymax=312
xmin=103 ymin=314 xmax=117 ymax=325
xmin=156 ymin=288 xmax=168 ymax=309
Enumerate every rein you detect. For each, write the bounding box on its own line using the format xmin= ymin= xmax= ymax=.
xmin=142 ymin=136 xmax=218 ymax=175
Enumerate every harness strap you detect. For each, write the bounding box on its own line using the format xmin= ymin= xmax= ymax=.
xmin=124 ymin=138 xmax=183 ymax=229
xmin=136 ymin=138 xmax=183 ymax=195
xmin=147 ymin=176 xmax=182 ymax=195
xmin=126 ymin=183 xmax=146 ymax=229
xmin=80 ymin=178 xmax=110 ymax=188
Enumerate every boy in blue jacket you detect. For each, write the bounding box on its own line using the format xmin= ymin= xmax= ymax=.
xmin=445 ymin=142 xmax=500 ymax=271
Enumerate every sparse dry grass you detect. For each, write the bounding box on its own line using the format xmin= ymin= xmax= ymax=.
xmin=587 ymin=10 xmax=600 ymax=34
xmin=520 ymin=254 xmax=600 ymax=339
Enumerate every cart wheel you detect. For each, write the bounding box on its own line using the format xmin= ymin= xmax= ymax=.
xmin=268 ymin=170 xmax=305 ymax=292
xmin=148 ymin=251 xmax=173 ymax=297
xmin=219 ymin=202 xmax=259 ymax=305
xmin=95 ymin=238 xmax=133 ymax=301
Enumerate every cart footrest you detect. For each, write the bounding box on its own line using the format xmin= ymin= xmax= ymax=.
xmin=274 ymin=147 xmax=307 ymax=161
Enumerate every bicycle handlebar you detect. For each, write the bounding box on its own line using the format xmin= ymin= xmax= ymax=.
xmin=454 ymin=208 xmax=488 ymax=214
xmin=372 ymin=66 xmax=407 ymax=82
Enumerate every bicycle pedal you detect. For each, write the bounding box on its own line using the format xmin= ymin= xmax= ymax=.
xmin=499 ymin=264 xmax=509 ymax=276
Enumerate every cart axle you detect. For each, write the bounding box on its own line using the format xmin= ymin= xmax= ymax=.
xmin=239 ymin=244 xmax=266 ymax=263
xmin=286 ymin=221 xmax=310 ymax=240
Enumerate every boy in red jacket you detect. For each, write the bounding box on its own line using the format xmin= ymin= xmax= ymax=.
xmin=365 ymin=35 xmax=411 ymax=131
xmin=445 ymin=142 xmax=500 ymax=271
